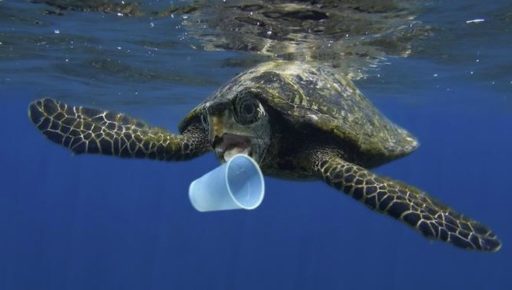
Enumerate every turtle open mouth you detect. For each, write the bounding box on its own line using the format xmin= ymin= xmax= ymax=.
xmin=214 ymin=133 xmax=252 ymax=162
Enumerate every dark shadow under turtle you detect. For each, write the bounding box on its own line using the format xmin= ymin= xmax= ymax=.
xmin=29 ymin=61 xmax=501 ymax=251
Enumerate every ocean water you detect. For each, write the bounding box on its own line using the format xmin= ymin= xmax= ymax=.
xmin=1 ymin=1 xmax=511 ymax=290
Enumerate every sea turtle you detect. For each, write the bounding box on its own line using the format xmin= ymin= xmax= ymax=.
xmin=28 ymin=60 xmax=500 ymax=251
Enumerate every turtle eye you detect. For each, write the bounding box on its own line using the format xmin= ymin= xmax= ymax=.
xmin=199 ymin=107 xmax=210 ymax=130
xmin=233 ymin=96 xmax=264 ymax=125
xmin=200 ymin=113 xmax=209 ymax=129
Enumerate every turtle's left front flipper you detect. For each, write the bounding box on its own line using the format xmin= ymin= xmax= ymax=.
xmin=310 ymin=148 xmax=501 ymax=251
xmin=29 ymin=98 xmax=210 ymax=160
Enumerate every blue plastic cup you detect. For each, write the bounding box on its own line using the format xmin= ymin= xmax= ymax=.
xmin=189 ymin=154 xmax=265 ymax=212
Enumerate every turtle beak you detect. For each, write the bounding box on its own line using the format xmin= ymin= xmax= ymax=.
xmin=209 ymin=115 xmax=224 ymax=145
xmin=209 ymin=115 xmax=253 ymax=162
xmin=213 ymin=133 xmax=252 ymax=162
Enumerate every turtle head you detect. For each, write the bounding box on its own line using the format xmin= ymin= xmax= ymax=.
xmin=203 ymin=90 xmax=271 ymax=164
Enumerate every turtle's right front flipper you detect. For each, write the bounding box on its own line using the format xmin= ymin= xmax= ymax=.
xmin=28 ymin=98 xmax=210 ymax=160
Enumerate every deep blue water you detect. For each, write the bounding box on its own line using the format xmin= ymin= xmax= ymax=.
xmin=1 ymin=1 xmax=511 ymax=290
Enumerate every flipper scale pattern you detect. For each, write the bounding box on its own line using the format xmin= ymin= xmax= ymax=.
xmin=312 ymin=149 xmax=501 ymax=251
xmin=29 ymin=98 xmax=209 ymax=160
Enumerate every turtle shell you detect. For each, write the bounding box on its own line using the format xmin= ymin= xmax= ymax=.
xmin=181 ymin=61 xmax=418 ymax=162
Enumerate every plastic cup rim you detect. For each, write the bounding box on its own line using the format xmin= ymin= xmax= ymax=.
xmin=224 ymin=154 xmax=265 ymax=210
